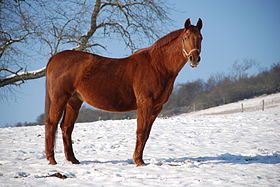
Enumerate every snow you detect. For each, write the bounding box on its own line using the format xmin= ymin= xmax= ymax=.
xmin=0 ymin=93 xmax=280 ymax=186
xmin=1 ymin=67 xmax=45 ymax=80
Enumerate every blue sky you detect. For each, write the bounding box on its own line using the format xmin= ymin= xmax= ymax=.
xmin=0 ymin=0 xmax=280 ymax=126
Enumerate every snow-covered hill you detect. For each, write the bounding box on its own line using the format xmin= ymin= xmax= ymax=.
xmin=1 ymin=93 xmax=280 ymax=186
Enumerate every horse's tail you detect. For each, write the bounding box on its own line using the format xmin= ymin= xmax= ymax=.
xmin=44 ymin=73 xmax=50 ymax=124
xmin=44 ymin=57 xmax=52 ymax=124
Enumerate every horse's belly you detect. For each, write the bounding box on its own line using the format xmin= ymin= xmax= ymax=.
xmin=77 ymin=84 xmax=137 ymax=112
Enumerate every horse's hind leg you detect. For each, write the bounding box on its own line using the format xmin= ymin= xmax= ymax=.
xmin=45 ymin=94 xmax=69 ymax=165
xmin=60 ymin=94 xmax=83 ymax=164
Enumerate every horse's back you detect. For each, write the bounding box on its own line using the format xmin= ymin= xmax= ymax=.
xmin=46 ymin=50 xmax=92 ymax=73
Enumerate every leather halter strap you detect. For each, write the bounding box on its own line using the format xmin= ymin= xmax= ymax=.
xmin=182 ymin=40 xmax=200 ymax=58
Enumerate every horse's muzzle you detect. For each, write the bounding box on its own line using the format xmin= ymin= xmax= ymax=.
xmin=189 ymin=55 xmax=200 ymax=68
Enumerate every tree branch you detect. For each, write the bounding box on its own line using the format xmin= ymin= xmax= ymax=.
xmin=96 ymin=21 xmax=135 ymax=51
xmin=0 ymin=32 xmax=32 ymax=58
xmin=0 ymin=67 xmax=46 ymax=87
xmin=73 ymin=0 xmax=102 ymax=51
xmin=0 ymin=67 xmax=23 ymax=75
xmin=85 ymin=43 xmax=107 ymax=50
xmin=100 ymin=1 xmax=145 ymax=9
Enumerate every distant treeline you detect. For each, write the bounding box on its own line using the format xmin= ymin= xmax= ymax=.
xmin=24 ymin=61 xmax=280 ymax=127
xmin=163 ymin=61 xmax=280 ymax=115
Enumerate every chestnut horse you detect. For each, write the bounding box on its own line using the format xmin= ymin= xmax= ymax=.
xmin=45 ymin=18 xmax=203 ymax=166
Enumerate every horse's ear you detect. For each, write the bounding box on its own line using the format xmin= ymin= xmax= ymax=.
xmin=196 ymin=18 xmax=203 ymax=30
xmin=184 ymin=18 xmax=191 ymax=30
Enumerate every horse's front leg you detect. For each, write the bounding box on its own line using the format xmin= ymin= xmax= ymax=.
xmin=133 ymin=99 xmax=155 ymax=166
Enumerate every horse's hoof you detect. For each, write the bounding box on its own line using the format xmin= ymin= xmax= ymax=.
xmin=136 ymin=162 xmax=146 ymax=167
xmin=134 ymin=159 xmax=145 ymax=166
xmin=70 ymin=159 xmax=80 ymax=164
xmin=48 ymin=160 xmax=57 ymax=165
xmin=67 ymin=157 xmax=80 ymax=164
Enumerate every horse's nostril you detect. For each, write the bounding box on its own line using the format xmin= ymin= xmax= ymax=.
xmin=189 ymin=56 xmax=193 ymax=61
xmin=198 ymin=56 xmax=201 ymax=62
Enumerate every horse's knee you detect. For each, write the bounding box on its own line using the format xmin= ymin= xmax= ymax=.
xmin=136 ymin=129 xmax=149 ymax=138
xmin=60 ymin=112 xmax=75 ymax=135
xmin=45 ymin=120 xmax=58 ymax=137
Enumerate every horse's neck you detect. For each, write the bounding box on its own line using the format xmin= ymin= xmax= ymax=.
xmin=151 ymin=39 xmax=187 ymax=76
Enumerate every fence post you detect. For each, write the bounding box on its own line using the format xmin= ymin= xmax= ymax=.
xmin=262 ymin=100 xmax=264 ymax=111
xmin=241 ymin=103 xmax=244 ymax=112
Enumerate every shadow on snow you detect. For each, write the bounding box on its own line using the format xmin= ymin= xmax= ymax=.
xmin=162 ymin=153 xmax=280 ymax=165
xmin=80 ymin=153 xmax=280 ymax=166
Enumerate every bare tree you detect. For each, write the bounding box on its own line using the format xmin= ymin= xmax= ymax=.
xmin=230 ymin=59 xmax=258 ymax=81
xmin=0 ymin=0 xmax=171 ymax=88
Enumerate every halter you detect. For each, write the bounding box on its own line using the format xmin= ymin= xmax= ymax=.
xmin=182 ymin=40 xmax=200 ymax=59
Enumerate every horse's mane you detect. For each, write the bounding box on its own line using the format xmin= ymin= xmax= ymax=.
xmin=152 ymin=29 xmax=184 ymax=49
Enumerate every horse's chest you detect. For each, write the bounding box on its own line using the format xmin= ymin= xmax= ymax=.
xmin=154 ymin=80 xmax=175 ymax=105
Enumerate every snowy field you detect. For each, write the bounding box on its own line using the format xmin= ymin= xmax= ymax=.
xmin=0 ymin=93 xmax=280 ymax=186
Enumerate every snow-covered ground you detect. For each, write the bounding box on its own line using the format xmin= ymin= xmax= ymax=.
xmin=0 ymin=93 xmax=280 ymax=186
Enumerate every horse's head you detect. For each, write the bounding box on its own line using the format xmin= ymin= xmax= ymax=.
xmin=182 ymin=18 xmax=203 ymax=68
